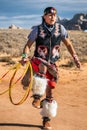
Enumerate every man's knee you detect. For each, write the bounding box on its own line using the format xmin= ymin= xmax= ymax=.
xmin=39 ymin=63 xmax=47 ymax=74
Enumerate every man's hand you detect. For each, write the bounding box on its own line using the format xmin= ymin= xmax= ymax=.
xmin=20 ymin=57 xmax=29 ymax=66
xmin=73 ymin=54 xmax=81 ymax=68
xmin=20 ymin=53 xmax=29 ymax=66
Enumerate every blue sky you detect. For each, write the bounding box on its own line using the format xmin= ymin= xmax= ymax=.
xmin=0 ymin=0 xmax=87 ymax=29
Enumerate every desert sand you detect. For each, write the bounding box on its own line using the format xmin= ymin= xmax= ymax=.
xmin=0 ymin=29 xmax=87 ymax=130
xmin=0 ymin=61 xmax=87 ymax=130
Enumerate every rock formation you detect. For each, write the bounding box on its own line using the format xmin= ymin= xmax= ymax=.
xmin=8 ymin=24 xmax=22 ymax=29
xmin=59 ymin=13 xmax=87 ymax=30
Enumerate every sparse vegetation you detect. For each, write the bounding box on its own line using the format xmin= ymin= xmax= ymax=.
xmin=0 ymin=56 xmax=16 ymax=64
xmin=0 ymin=29 xmax=87 ymax=65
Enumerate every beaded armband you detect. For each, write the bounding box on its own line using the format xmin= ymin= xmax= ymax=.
xmin=22 ymin=53 xmax=28 ymax=58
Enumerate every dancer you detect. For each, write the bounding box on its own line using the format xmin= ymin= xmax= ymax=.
xmin=21 ymin=7 xmax=81 ymax=129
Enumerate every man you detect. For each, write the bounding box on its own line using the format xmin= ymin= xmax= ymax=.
xmin=21 ymin=7 xmax=81 ymax=130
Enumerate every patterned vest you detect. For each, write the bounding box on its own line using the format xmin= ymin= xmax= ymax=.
xmin=34 ymin=23 xmax=62 ymax=63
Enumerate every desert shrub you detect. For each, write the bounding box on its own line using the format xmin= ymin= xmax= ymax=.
xmin=0 ymin=56 xmax=15 ymax=64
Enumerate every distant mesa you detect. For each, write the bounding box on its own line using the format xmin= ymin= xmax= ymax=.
xmin=59 ymin=13 xmax=87 ymax=31
xmin=8 ymin=24 xmax=22 ymax=29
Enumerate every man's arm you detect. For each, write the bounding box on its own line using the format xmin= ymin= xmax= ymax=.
xmin=21 ymin=39 xmax=34 ymax=65
xmin=23 ymin=39 xmax=34 ymax=55
xmin=62 ymin=38 xmax=76 ymax=56
xmin=21 ymin=26 xmax=38 ymax=64
xmin=62 ymin=38 xmax=81 ymax=68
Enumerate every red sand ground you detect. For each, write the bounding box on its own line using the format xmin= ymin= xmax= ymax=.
xmin=0 ymin=62 xmax=87 ymax=130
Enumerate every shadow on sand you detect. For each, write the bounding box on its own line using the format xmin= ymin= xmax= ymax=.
xmin=0 ymin=123 xmax=43 ymax=129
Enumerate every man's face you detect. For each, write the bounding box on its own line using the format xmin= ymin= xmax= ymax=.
xmin=43 ymin=13 xmax=57 ymax=25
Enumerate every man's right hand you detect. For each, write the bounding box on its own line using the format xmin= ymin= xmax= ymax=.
xmin=20 ymin=57 xmax=29 ymax=66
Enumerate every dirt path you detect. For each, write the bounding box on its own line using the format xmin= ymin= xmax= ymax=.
xmin=0 ymin=62 xmax=87 ymax=130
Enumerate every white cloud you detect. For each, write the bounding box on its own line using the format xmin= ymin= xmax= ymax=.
xmin=13 ymin=14 xmax=41 ymax=19
xmin=0 ymin=16 xmax=7 ymax=20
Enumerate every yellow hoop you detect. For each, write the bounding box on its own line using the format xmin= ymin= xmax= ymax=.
xmin=9 ymin=61 xmax=33 ymax=105
xmin=0 ymin=63 xmax=21 ymax=95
